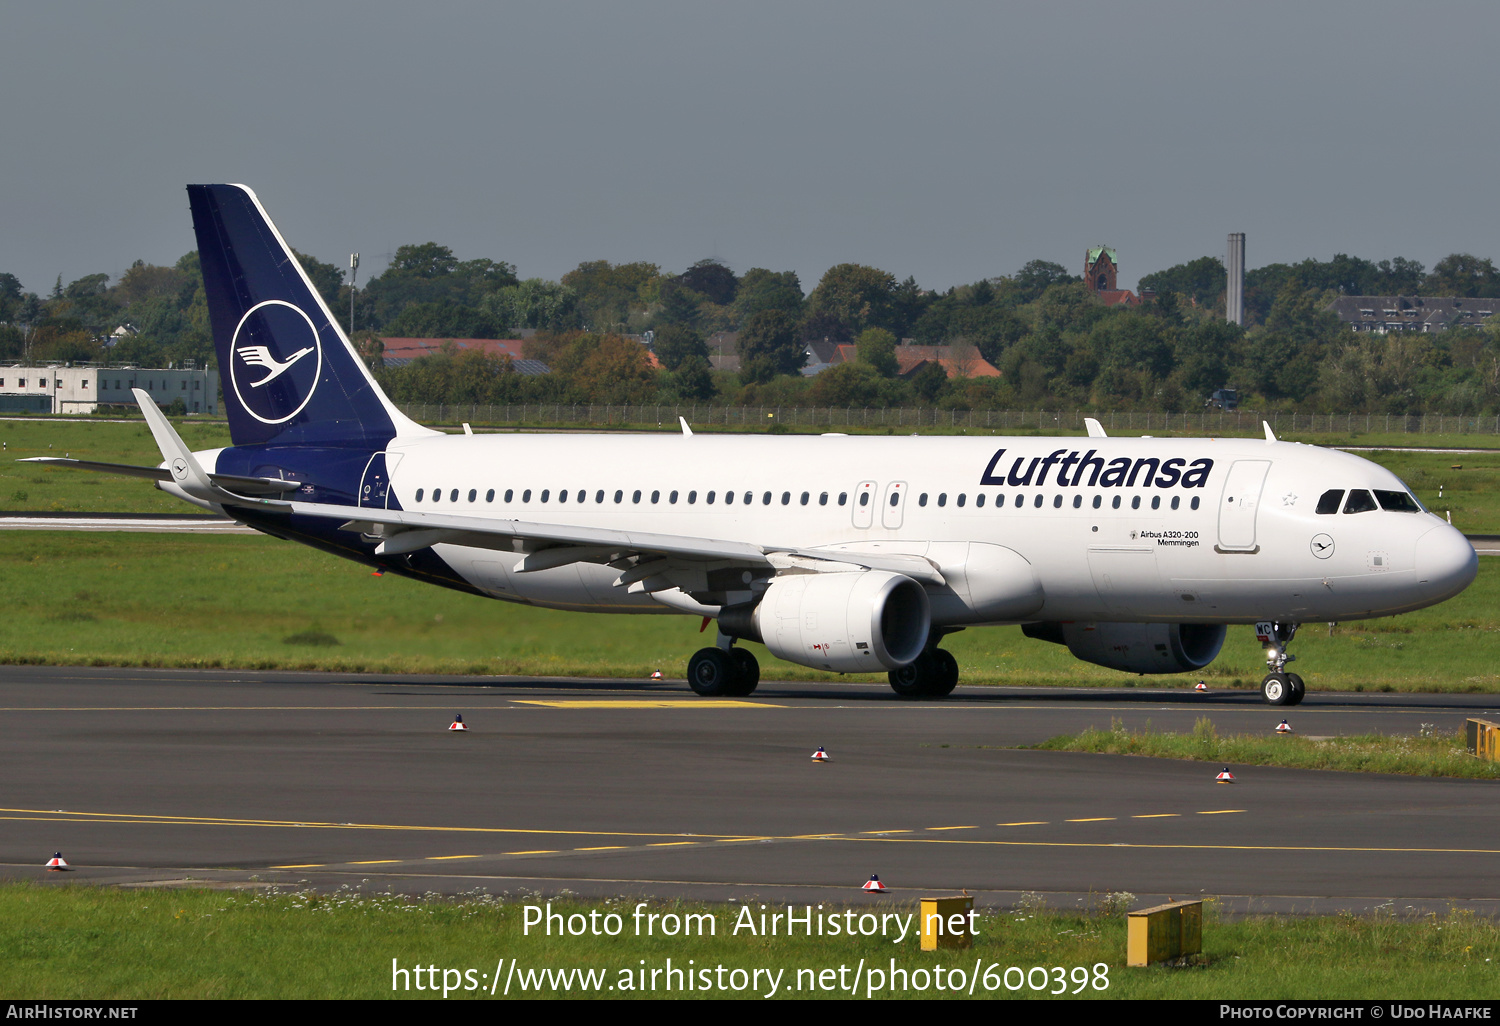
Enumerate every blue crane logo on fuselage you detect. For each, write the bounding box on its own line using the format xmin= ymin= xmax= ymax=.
xmin=228 ymin=300 xmax=324 ymax=425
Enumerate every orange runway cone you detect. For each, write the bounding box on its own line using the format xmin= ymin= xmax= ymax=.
xmin=650 ymin=670 xmax=663 ymax=680
xmin=862 ymin=874 xmax=887 ymax=892
xmin=811 ymin=746 xmax=830 ymax=762
xmin=1194 ymin=681 xmax=1208 ymax=692
xmin=449 ymin=714 xmax=468 ymax=732
xmin=1215 ymin=767 xmax=1235 ymax=783
xmin=45 ymin=852 xmax=70 ymax=871
xmin=1275 ymin=719 xmax=1292 ymax=734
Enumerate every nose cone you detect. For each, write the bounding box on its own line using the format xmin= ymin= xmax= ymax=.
xmin=1415 ymin=524 xmax=1478 ymax=603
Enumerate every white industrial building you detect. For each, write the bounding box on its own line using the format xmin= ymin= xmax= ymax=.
xmin=0 ymin=364 xmax=218 ymax=414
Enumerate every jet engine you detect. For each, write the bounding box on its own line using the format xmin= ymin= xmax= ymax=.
xmin=720 ymin=571 xmax=929 ymax=673
xmin=1022 ymin=621 xmax=1226 ymax=674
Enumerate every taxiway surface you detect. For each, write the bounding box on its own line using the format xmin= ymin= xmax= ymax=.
xmin=3 ymin=665 xmax=1498 ymax=913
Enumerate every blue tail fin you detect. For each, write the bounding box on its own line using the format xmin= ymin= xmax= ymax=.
xmin=188 ymin=184 xmax=431 ymax=448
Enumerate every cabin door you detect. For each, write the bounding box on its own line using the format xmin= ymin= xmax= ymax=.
xmin=1217 ymin=459 xmax=1270 ymax=552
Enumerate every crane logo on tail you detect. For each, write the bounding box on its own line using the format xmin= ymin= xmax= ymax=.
xmin=236 ymin=344 xmax=315 ymax=387
xmin=228 ymin=300 xmax=324 ymax=425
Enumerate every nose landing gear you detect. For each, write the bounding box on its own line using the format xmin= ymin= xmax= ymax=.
xmin=1257 ymin=621 xmax=1305 ymax=706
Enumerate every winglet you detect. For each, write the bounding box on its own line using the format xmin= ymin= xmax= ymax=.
xmin=133 ymin=388 xmax=217 ymax=500
xmin=1263 ymin=420 xmax=1277 ymax=444
xmin=1085 ymin=417 xmax=1107 ymax=438
xmin=679 ymin=416 xmax=693 ymax=437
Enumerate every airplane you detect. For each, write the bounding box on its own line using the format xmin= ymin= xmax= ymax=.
xmin=28 ymin=184 xmax=1479 ymax=705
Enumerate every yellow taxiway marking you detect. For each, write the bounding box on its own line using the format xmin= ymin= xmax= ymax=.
xmin=0 ymin=706 xmax=518 ymax=712
xmin=348 ymin=860 xmax=403 ymax=865
xmin=427 ymin=855 xmax=482 ymax=860
xmin=271 ymin=864 xmax=325 ymax=869
xmin=998 ymin=821 xmax=1048 ymax=827
xmin=927 ymin=825 xmax=978 ymax=831
xmin=575 ymin=846 xmax=627 ymax=851
xmin=648 ymin=842 xmax=697 ymax=847
xmin=22 ymin=804 xmax=1480 ymax=858
xmin=860 ymin=830 xmax=912 ymax=834
xmin=511 ymin=699 xmax=779 ymax=709
xmin=505 ymin=850 xmax=559 ymax=856
xmin=1132 ymin=814 xmax=1180 ymax=819
xmin=0 ymin=807 xmax=732 ymax=840
xmin=1066 ymin=817 xmax=1116 ymax=823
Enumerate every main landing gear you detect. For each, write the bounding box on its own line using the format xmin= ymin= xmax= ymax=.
xmin=687 ymin=638 xmax=760 ymax=697
xmin=888 ymin=646 xmax=959 ymax=699
xmin=1257 ymin=621 xmax=1305 ymax=706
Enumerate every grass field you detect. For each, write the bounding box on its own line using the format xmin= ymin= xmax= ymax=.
xmin=2 ymin=416 xmax=1499 ymax=530
xmin=0 ymin=530 xmax=1495 ymax=690
xmin=1034 ymin=719 xmax=1500 ymax=779
xmin=1 ymin=885 xmax=1495 ymax=999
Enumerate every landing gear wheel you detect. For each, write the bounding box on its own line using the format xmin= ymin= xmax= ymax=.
xmin=887 ymin=650 xmax=959 ymax=698
xmin=1261 ymin=672 xmax=1293 ymax=706
xmin=888 ymin=653 xmax=933 ymax=698
xmin=928 ymin=649 xmax=959 ymax=697
xmin=727 ymin=648 xmax=760 ymax=696
xmin=1286 ymin=673 xmax=1306 ymax=706
xmin=687 ymin=647 xmax=736 ymax=697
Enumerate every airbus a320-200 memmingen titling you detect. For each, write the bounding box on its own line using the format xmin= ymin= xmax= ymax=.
xmin=29 ymin=185 xmax=1479 ymax=704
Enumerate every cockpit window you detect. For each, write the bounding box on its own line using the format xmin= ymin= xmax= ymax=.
xmin=1316 ymin=489 xmax=1344 ymax=515
xmin=1374 ymin=489 xmax=1423 ymax=513
xmin=1342 ymin=489 xmax=1378 ymax=514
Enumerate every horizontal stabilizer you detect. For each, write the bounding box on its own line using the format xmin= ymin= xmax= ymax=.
xmin=19 ymin=457 xmax=170 ymax=482
xmin=20 ymin=456 xmax=303 ymax=497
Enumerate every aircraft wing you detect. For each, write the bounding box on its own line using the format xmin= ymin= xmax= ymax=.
xmin=275 ymin=499 xmax=946 ymax=586
xmin=284 ymin=499 xmax=776 ymax=566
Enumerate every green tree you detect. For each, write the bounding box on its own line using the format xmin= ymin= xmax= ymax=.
xmin=1138 ymin=256 xmax=1226 ymax=308
xmin=652 ymin=323 xmax=708 ymax=371
xmin=669 ymin=355 xmax=716 ymax=400
xmin=856 ymin=327 xmax=898 ymax=377
xmin=804 ymin=264 xmax=897 ymax=340
xmin=1009 ymin=260 xmax=1078 ymax=304
xmin=362 ymin=243 xmax=517 ymax=329
xmin=734 ymin=268 xmax=803 ymax=323
xmin=655 ymin=279 xmax=705 ymax=327
xmin=738 ymin=310 xmax=805 ymax=379
xmin=809 ymin=361 xmax=882 ymax=406
xmin=1426 ymin=254 xmax=1500 ymax=298
xmin=479 ymin=279 xmax=579 ymax=333
xmin=676 ymin=260 xmax=737 ymax=306
xmin=909 ymin=360 xmax=949 ymax=403
xmin=561 ymin=260 xmax=660 ymax=330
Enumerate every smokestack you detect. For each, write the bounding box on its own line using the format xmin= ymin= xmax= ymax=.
xmin=1226 ymin=232 xmax=1245 ymax=326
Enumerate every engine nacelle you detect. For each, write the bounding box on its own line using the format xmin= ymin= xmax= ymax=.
xmin=1023 ymin=621 xmax=1226 ymax=674
xmin=722 ymin=571 xmax=930 ymax=673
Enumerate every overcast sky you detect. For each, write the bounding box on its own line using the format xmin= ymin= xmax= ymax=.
xmin=3 ymin=2 xmax=1496 ymax=296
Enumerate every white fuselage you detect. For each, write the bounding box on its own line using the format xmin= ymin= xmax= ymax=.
xmin=260 ymin=431 xmax=1478 ymax=627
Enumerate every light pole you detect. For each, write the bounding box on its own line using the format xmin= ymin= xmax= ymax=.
xmin=349 ymin=253 xmax=360 ymax=336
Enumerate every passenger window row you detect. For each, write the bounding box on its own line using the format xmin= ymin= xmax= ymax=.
xmin=411 ymin=487 xmax=854 ymax=507
xmin=408 ymin=485 xmax=1202 ymax=513
xmin=918 ymin=491 xmax=1201 ymax=512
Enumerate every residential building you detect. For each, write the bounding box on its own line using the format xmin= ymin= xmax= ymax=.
xmin=1324 ymin=296 xmax=1496 ymax=334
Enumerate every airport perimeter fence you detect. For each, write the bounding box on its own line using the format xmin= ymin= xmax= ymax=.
xmin=392 ymin=403 xmax=1500 ymax=437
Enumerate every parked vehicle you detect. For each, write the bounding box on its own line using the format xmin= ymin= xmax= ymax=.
xmin=1205 ymin=388 xmax=1238 ymax=410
